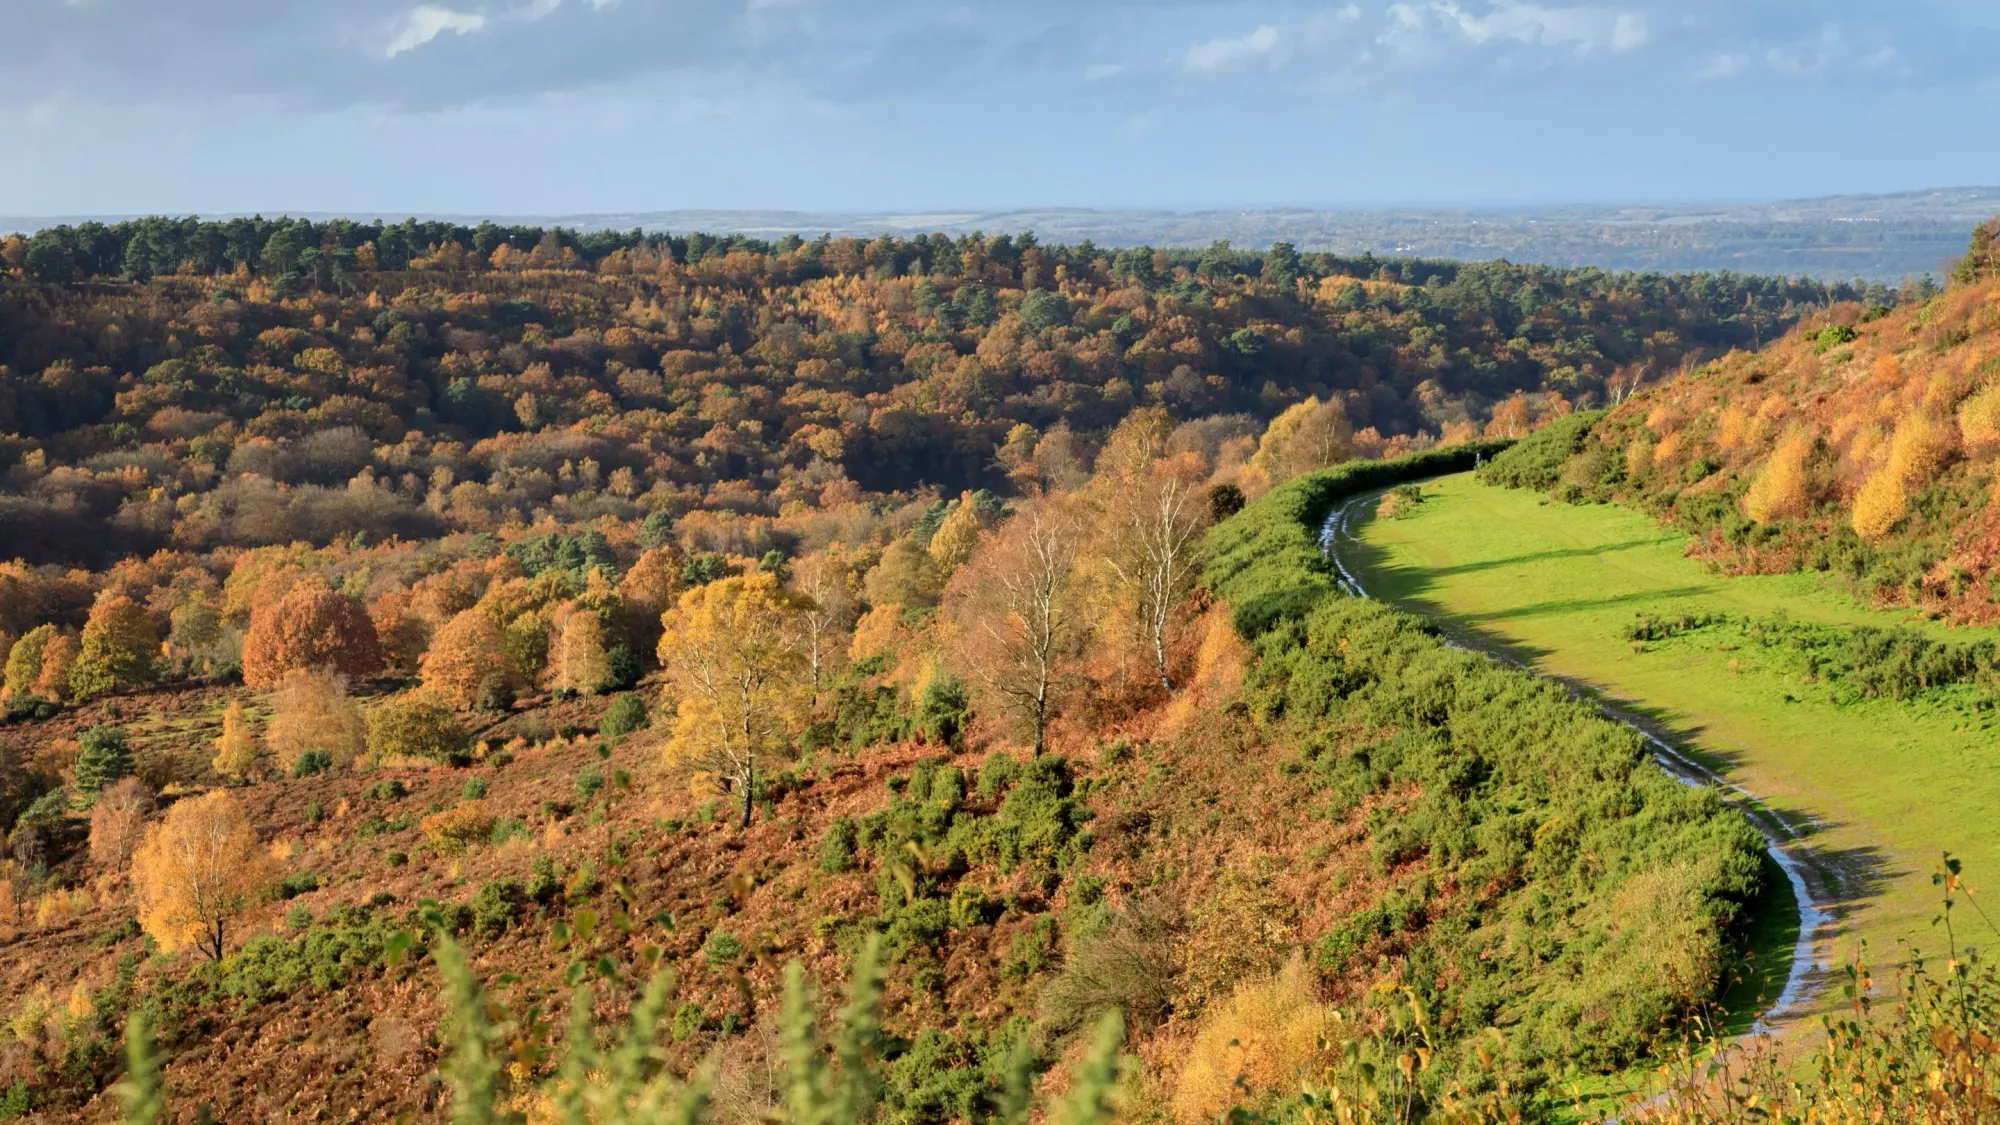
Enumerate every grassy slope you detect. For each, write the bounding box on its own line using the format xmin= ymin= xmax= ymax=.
xmin=1351 ymin=472 xmax=1998 ymax=960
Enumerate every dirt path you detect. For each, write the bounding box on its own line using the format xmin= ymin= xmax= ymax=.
xmin=1323 ymin=489 xmax=1843 ymax=1041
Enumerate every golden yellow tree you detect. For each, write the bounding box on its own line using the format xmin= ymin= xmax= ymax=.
xmin=655 ymin=572 xmax=809 ymax=829
xmin=132 ymin=791 xmax=273 ymax=960
xmin=1853 ymin=414 xmax=1957 ymax=540
xmin=211 ymin=699 xmax=263 ymax=781
xmin=791 ymin=550 xmax=858 ymax=708
xmin=266 ymin=669 xmax=366 ymax=773
xmin=927 ymin=492 xmax=987 ymax=576
xmin=1249 ymin=397 xmax=1352 ymax=487
xmin=547 ymin=602 xmax=611 ymax=696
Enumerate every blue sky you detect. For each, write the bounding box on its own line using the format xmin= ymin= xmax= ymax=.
xmin=4 ymin=0 xmax=1998 ymax=216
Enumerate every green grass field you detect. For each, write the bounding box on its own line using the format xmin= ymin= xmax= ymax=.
xmin=1349 ymin=473 xmax=2000 ymax=966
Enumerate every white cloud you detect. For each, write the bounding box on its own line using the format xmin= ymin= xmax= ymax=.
xmin=1084 ymin=63 xmax=1124 ymax=82
xmin=1433 ymin=2 xmax=1648 ymax=54
xmin=1695 ymin=51 xmax=1749 ymax=80
xmin=1184 ymin=25 xmax=1285 ymax=73
xmin=386 ymin=5 xmax=487 ymax=57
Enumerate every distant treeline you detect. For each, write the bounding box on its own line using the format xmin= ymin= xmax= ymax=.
xmin=2 ymin=214 xmax=1903 ymax=308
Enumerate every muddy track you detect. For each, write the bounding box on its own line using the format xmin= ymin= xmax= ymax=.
xmin=1323 ymin=488 xmax=1842 ymax=1041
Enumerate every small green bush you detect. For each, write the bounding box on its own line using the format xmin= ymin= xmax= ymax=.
xmin=277 ymin=873 xmax=320 ymax=900
xmin=819 ymin=817 xmax=859 ymax=874
xmin=599 ymin=693 xmax=649 ymax=740
xmin=575 ymin=770 xmax=605 ymax=804
xmin=469 ymin=879 xmax=526 ymax=936
xmin=462 ymin=778 xmax=487 ymax=801
xmin=293 ymin=750 xmax=333 ymax=778
xmin=702 ymin=929 xmax=743 ymax=968
xmin=363 ymin=779 xmax=408 ymax=801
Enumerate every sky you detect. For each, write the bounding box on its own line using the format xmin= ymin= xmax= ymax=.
xmin=3 ymin=0 xmax=1999 ymax=217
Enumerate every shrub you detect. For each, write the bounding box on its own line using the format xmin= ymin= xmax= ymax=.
xmin=469 ymin=879 xmax=525 ymax=936
xmin=1039 ymin=903 xmax=1176 ymax=1036
xmin=1005 ymin=916 xmax=1059 ymax=979
xmin=1172 ymin=959 xmax=1338 ymax=1122
xmin=916 ymin=676 xmax=970 ymax=747
xmin=277 ymin=873 xmax=320 ymax=899
xmin=367 ymin=695 xmax=470 ymax=763
xmin=574 ymin=770 xmax=605 ymax=804
xmin=1476 ymin=412 xmax=1601 ymax=492
xmin=292 ymin=750 xmax=333 ymax=778
xmin=422 ymin=803 xmax=495 ymax=852
xmin=818 ymin=817 xmax=858 ymax=874
xmin=363 ymin=779 xmax=409 ymax=800
xmin=702 ymin=929 xmax=743 ymax=967
xmin=598 ymin=693 xmax=649 ymax=740
xmin=461 ymin=778 xmax=487 ymax=801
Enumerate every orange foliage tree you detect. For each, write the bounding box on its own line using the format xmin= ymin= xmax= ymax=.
xmin=132 ymin=790 xmax=274 ymax=960
xmin=943 ymin=500 xmax=1086 ymax=755
xmin=88 ymin=777 xmax=155 ymax=869
xmin=241 ymin=580 xmax=382 ymax=688
xmin=421 ymin=609 xmax=520 ymax=710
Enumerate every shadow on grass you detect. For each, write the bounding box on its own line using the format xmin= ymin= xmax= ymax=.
xmin=1416 ymin=536 xmax=1682 ymax=579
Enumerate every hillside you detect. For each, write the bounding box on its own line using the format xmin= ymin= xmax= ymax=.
xmin=1480 ymin=218 xmax=2000 ymax=625
xmin=0 ymin=444 xmax=1773 ymax=1123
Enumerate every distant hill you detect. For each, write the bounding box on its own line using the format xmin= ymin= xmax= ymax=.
xmin=7 ymin=187 xmax=1997 ymax=282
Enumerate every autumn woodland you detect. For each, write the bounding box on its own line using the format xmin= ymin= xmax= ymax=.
xmin=0 ymin=215 xmax=1994 ymax=1123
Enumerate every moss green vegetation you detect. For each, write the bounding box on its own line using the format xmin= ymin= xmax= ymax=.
xmin=1201 ymin=448 xmax=1765 ymax=1101
xmin=1352 ymin=471 xmax=2000 ymax=959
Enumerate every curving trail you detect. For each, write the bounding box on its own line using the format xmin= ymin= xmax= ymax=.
xmin=1322 ymin=488 xmax=1837 ymax=1041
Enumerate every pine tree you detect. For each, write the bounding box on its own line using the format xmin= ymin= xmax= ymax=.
xmin=74 ymin=724 xmax=135 ymax=796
